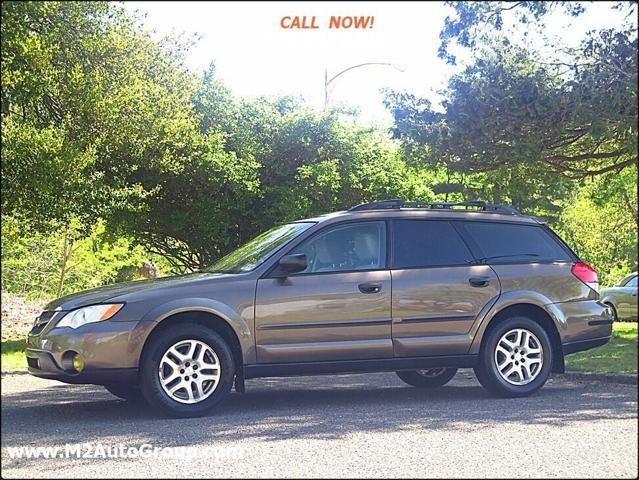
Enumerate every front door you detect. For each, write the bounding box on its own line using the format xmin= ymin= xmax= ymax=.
xmin=390 ymin=219 xmax=500 ymax=356
xmin=255 ymin=221 xmax=392 ymax=363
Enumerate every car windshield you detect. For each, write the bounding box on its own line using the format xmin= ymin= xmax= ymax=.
xmin=205 ymin=222 xmax=315 ymax=274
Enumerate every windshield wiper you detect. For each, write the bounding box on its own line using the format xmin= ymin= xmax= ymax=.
xmin=476 ymin=253 xmax=540 ymax=264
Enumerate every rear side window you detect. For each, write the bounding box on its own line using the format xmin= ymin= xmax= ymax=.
xmin=392 ymin=220 xmax=473 ymax=268
xmin=460 ymin=222 xmax=572 ymax=263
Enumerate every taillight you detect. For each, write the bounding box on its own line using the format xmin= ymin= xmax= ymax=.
xmin=572 ymin=262 xmax=599 ymax=291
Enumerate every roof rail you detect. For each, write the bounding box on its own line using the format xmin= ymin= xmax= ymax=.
xmin=348 ymin=199 xmax=405 ymax=211
xmin=348 ymin=199 xmax=521 ymax=215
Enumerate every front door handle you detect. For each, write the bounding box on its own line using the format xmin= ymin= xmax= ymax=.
xmin=469 ymin=276 xmax=491 ymax=288
xmin=359 ymin=282 xmax=382 ymax=294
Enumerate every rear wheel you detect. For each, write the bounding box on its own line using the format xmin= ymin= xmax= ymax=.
xmin=396 ymin=368 xmax=458 ymax=388
xmin=140 ymin=323 xmax=235 ymax=417
xmin=474 ymin=316 xmax=552 ymax=398
xmin=104 ymin=384 xmax=144 ymax=402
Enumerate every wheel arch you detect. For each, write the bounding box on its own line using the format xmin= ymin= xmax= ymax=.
xmin=137 ymin=298 xmax=254 ymax=377
xmin=600 ymin=299 xmax=618 ymax=321
xmin=140 ymin=310 xmax=244 ymax=372
xmin=471 ymin=301 xmax=565 ymax=373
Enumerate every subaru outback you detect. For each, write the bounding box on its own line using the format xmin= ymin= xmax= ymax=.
xmin=26 ymin=200 xmax=613 ymax=417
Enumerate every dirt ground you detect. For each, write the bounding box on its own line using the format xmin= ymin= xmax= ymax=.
xmin=1 ymin=293 xmax=47 ymax=341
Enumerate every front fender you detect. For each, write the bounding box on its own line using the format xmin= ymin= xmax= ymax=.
xmin=139 ymin=297 xmax=255 ymax=363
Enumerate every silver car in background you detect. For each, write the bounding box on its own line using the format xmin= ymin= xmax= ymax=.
xmin=600 ymin=272 xmax=638 ymax=321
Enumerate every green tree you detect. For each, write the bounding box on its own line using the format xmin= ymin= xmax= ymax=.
xmin=386 ymin=37 xmax=637 ymax=179
xmin=1 ymin=2 xmax=258 ymax=271
xmin=557 ymin=165 xmax=638 ymax=285
xmin=387 ymin=1 xmax=637 ymax=178
xmin=1 ymin=216 xmax=166 ymax=299
xmin=437 ymin=1 xmax=587 ymax=65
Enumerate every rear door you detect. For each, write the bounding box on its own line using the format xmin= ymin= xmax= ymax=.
xmin=390 ymin=219 xmax=500 ymax=357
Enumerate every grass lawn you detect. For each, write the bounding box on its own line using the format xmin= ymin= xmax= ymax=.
xmin=565 ymin=322 xmax=638 ymax=374
xmin=1 ymin=323 xmax=636 ymax=374
xmin=1 ymin=339 xmax=27 ymax=371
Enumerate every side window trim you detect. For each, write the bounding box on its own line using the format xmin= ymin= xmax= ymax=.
xmin=451 ymin=220 xmax=482 ymax=262
xmin=263 ymin=219 xmax=390 ymax=278
xmin=390 ymin=219 xmax=476 ymax=270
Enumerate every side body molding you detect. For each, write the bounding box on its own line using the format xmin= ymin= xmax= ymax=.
xmin=468 ymin=290 xmax=566 ymax=355
xmin=140 ymin=297 xmax=256 ymax=364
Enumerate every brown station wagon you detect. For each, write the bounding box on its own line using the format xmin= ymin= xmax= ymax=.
xmin=26 ymin=200 xmax=614 ymax=417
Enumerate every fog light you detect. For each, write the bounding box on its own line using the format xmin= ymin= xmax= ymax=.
xmin=72 ymin=354 xmax=84 ymax=372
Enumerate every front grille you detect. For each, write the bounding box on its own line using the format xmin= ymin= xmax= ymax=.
xmin=30 ymin=311 xmax=57 ymax=335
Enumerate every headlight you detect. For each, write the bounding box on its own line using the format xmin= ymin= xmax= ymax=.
xmin=56 ymin=304 xmax=124 ymax=329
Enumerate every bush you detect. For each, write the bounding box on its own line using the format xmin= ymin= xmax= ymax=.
xmin=1 ymin=216 xmax=170 ymax=299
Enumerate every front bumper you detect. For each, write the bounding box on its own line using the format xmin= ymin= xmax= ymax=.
xmin=26 ymin=319 xmax=149 ymax=385
xmin=25 ymin=350 xmax=137 ymax=384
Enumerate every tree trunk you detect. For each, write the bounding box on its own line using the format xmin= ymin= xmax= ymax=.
xmin=56 ymin=225 xmax=72 ymax=298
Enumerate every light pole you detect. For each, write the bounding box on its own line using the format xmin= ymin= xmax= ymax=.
xmin=324 ymin=63 xmax=406 ymax=108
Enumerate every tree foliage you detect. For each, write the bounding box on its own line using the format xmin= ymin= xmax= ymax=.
xmin=387 ymin=2 xmax=638 ymax=178
xmin=1 ymin=1 xmax=636 ymax=295
xmin=1 ymin=1 xmax=433 ymax=273
xmin=1 ymin=217 xmax=169 ymax=299
xmin=557 ymin=165 xmax=638 ymax=285
xmin=437 ymin=1 xmax=587 ymax=64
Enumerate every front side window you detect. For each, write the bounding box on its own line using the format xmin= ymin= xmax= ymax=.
xmin=624 ymin=276 xmax=638 ymax=288
xmin=288 ymin=221 xmax=386 ymax=274
xmin=392 ymin=220 xmax=473 ymax=268
xmin=206 ymin=222 xmax=315 ymax=273
xmin=461 ymin=222 xmax=572 ymax=263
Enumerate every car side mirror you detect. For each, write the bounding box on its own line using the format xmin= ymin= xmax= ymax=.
xmin=276 ymin=254 xmax=308 ymax=276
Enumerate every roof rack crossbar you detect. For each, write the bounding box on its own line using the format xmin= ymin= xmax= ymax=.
xmin=348 ymin=199 xmax=521 ymax=215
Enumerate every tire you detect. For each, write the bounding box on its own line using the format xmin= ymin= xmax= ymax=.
xmin=396 ymin=368 xmax=458 ymax=388
xmin=139 ymin=323 xmax=235 ymax=418
xmin=104 ymin=384 xmax=145 ymax=403
xmin=474 ymin=316 xmax=553 ymax=398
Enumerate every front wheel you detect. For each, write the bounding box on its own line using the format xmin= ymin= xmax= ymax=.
xmin=396 ymin=368 xmax=458 ymax=388
xmin=139 ymin=324 xmax=235 ymax=417
xmin=474 ymin=316 xmax=553 ymax=398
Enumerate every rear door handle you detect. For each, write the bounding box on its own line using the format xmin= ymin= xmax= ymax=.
xmin=358 ymin=282 xmax=382 ymax=294
xmin=469 ymin=276 xmax=491 ymax=287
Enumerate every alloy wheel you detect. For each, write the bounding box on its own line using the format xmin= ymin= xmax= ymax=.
xmin=158 ymin=339 xmax=221 ymax=404
xmin=494 ymin=328 xmax=543 ymax=386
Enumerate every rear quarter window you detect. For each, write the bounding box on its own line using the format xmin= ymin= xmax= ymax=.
xmin=460 ymin=222 xmax=573 ymax=263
